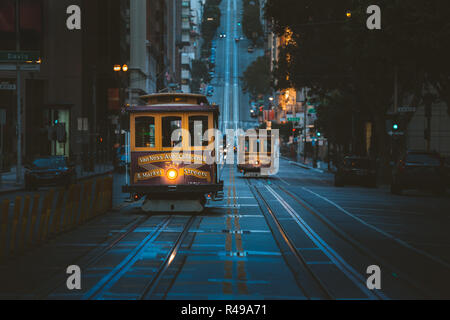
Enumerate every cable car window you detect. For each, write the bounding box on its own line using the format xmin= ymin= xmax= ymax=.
xmin=135 ymin=116 xmax=155 ymax=148
xmin=264 ymin=137 xmax=272 ymax=154
xmin=189 ymin=116 xmax=209 ymax=147
xmin=162 ymin=116 xmax=182 ymax=147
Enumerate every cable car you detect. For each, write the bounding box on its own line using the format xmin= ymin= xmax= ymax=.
xmin=237 ymin=129 xmax=277 ymax=177
xmin=122 ymin=93 xmax=223 ymax=212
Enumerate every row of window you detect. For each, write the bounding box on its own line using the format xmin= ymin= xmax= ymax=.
xmin=135 ymin=115 xmax=210 ymax=149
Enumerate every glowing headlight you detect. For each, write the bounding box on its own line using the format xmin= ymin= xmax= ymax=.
xmin=255 ymin=160 xmax=260 ymax=165
xmin=167 ymin=169 xmax=178 ymax=180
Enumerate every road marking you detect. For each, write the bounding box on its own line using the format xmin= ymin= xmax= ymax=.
xmin=302 ymin=187 xmax=450 ymax=269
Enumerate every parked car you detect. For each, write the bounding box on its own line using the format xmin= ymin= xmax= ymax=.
xmin=247 ymin=45 xmax=254 ymax=53
xmin=334 ymin=156 xmax=377 ymax=188
xmin=391 ymin=150 xmax=446 ymax=195
xmin=24 ymin=156 xmax=76 ymax=190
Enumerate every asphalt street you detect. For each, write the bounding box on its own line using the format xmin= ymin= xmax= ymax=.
xmin=1 ymin=159 xmax=449 ymax=299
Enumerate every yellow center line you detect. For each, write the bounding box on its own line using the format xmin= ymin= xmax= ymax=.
xmin=232 ymin=167 xmax=248 ymax=295
xmin=222 ymin=166 xmax=234 ymax=295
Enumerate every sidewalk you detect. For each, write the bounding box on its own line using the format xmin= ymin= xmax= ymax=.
xmin=0 ymin=164 xmax=114 ymax=195
xmin=282 ymin=155 xmax=336 ymax=173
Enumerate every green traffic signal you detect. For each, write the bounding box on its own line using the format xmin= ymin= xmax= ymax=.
xmin=393 ymin=124 xmax=399 ymax=131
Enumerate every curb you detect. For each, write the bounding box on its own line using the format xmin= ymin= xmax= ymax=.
xmin=281 ymin=156 xmax=329 ymax=173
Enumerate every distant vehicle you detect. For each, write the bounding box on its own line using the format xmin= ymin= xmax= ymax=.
xmin=237 ymin=129 xmax=276 ymax=177
xmin=25 ymin=156 xmax=76 ymax=190
xmin=235 ymin=38 xmax=240 ymax=42
xmin=391 ymin=150 xmax=446 ymax=195
xmin=247 ymin=46 xmax=254 ymax=53
xmin=219 ymin=33 xmax=226 ymax=38
xmin=250 ymin=108 xmax=257 ymax=118
xmin=334 ymin=156 xmax=377 ymax=188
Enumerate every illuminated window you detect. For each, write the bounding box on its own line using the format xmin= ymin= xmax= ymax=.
xmin=135 ymin=116 xmax=155 ymax=148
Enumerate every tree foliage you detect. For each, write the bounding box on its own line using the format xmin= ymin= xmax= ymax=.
xmin=201 ymin=0 xmax=222 ymax=43
xmin=191 ymin=59 xmax=211 ymax=93
xmin=242 ymin=0 xmax=264 ymax=45
xmin=265 ymin=0 xmax=450 ymax=159
xmin=242 ymin=55 xmax=272 ymax=98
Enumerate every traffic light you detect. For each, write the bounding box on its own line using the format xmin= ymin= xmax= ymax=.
xmin=317 ymin=132 xmax=322 ymax=137
xmin=392 ymin=123 xmax=399 ymax=131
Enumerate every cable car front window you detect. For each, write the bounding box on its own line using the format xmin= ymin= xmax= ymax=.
xmin=135 ymin=116 xmax=155 ymax=148
xmin=189 ymin=116 xmax=209 ymax=147
xmin=162 ymin=116 xmax=182 ymax=148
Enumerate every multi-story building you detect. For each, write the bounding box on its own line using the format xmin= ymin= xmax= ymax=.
xmin=0 ymin=0 xmax=129 ymax=168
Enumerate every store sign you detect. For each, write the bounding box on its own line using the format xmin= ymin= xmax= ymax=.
xmin=0 ymin=51 xmax=40 ymax=62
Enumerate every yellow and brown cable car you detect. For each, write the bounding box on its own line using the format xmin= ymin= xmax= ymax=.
xmin=122 ymin=93 xmax=223 ymax=212
xmin=237 ymin=129 xmax=274 ymax=177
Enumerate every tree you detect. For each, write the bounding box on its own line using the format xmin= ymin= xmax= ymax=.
xmin=265 ymin=0 xmax=450 ymax=175
xmin=242 ymin=0 xmax=264 ymax=45
xmin=191 ymin=59 xmax=211 ymax=93
xmin=242 ymin=55 xmax=272 ymax=98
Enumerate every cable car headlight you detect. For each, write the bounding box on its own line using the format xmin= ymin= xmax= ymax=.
xmin=167 ymin=169 xmax=178 ymax=180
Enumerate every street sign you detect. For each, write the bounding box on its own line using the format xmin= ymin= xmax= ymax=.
xmin=0 ymin=82 xmax=16 ymax=90
xmin=388 ymin=131 xmax=405 ymax=136
xmin=398 ymin=106 xmax=416 ymax=113
xmin=0 ymin=51 xmax=40 ymax=62
xmin=288 ymin=117 xmax=300 ymax=122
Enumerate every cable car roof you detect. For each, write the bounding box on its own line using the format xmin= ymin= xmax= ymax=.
xmin=127 ymin=93 xmax=220 ymax=113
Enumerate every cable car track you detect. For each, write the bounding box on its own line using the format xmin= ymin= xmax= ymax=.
xmin=247 ymin=178 xmax=387 ymax=300
xmin=81 ymin=215 xmax=195 ymax=300
xmin=274 ymin=183 xmax=434 ymax=299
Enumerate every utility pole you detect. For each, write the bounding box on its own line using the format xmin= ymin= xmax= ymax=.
xmin=15 ymin=0 xmax=22 ymax=185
